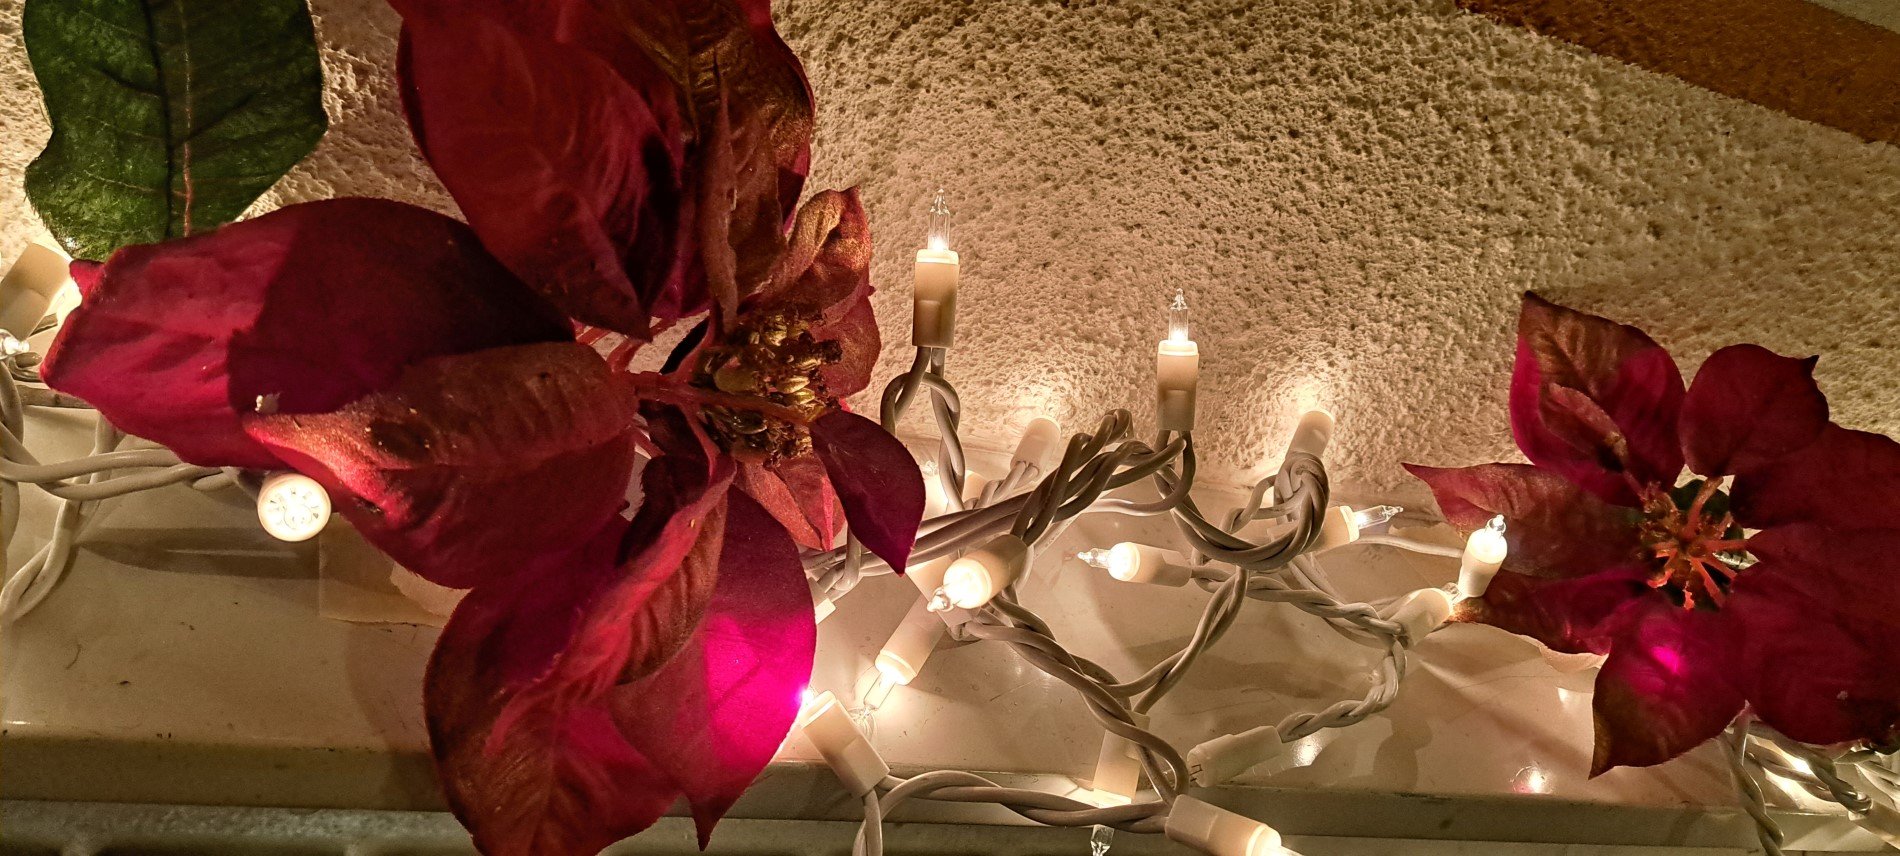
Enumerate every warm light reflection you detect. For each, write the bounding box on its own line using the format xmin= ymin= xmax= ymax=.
xmin=1511 ymin=763 xmax=1550 ymax=794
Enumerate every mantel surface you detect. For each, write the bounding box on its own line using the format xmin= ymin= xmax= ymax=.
xmin=0 ymin=408 xmax=1881 ymax=851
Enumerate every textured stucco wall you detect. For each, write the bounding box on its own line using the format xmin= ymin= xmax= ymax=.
xmin=4 ymin=0 xmax=1897 ymax=502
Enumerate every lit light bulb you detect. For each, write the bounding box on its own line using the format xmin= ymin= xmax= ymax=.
xmin=925 ymin=188 xmax=952 ymax=252
xmin=1090 ymin=825 xmax=1114 ymax=856
xmin=1313 ymin=504 xmax=1404 ymax=554
xmin=1155 ymin=289 xmax=1199 ymax=433
xmin=1350 ymin=504 xmax=1402 ymax=532
xmin=913 ymin=189 xmax=961 ymax=348
xmin=1080 ymin=543 xmax=1193 ymax=586
xmin=256 ymin=472 xmax=332 ymax=542
xmin=1166 ymin=288 xmax=1192 ymax=343
xmin=1457 ymin=515 xmax=1509 ymax=598
xmin=0 ymin=330 xmax=26 ymax=357
xmin=1164 ymin=796 xmax=1288 ymax=856
xmin=931 ymin=534 xmax=1029 ymax=610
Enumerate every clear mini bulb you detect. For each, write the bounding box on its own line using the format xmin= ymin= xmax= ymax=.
xmin=1166 ymin=288 xmax=1192 ymax=343
xmin=257 ymin=472 xmax=332 ymax=542
xmin=1090 ymin=825 xmax=1114 ymax=856
xmin=1350 ymin=504 xmax=1402 ymax=532
xmin=0 ymin=331 xmax=27 ymax=357
xmin=925 ymin=188 xmax=952 ymax=251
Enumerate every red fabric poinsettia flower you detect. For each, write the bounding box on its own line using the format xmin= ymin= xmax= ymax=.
xmin=41 ymin=1 xmax=923 ymax=853
xmin=1407 ymin=293 xmax=1900 ymax=775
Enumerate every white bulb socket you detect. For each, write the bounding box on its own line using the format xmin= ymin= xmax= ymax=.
xmin=1011 ymin=417 xmax=1062 ymax=477
xmin=257 ymin=472 xmax=333 ymax=542
xmin=1284 ymin=409 xmax=1335 ymax=461
xmin=1310 ymin=505 xmax=1361 ymax=554
xmin=1 ymin=243 xmax=72 ymax=341
xmin=1383 ymin=587 xmax=1455 ymax=645
xmin=1187 ymin=725 xmax=1282 ymax=787
xmin=1458 ymin=516 xmax=1509 ymax=598
xmin=875 ymin=595 xmax=945 ymax=687
xmin=1164 ymin=796 xmax=1288 ymax=856
xmin=913 ymin=248 xmax=959 ymax=349
xmin=796 ymin=691 xmax=888 ymax=795
xmin=1156 ymin=340 xmax=1199 ymax=433
xmin=1089 ymin=712 xmax=1150 ymax=805
xmin=939 ymin=533 xmax=1029 ymax=609
xmin=1102 ymin=542 xmax=1192 ymax=587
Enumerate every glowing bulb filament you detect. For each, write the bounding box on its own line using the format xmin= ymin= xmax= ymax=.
xmin=925 ymin=188 xmax=952 ymax=251
xmin=1166 ymin=288 xmax=1192 ymax=343
xmin=1350 ymin=504 xmax=1402 ymax=532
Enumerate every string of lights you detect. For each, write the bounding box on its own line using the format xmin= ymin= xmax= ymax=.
xmin=0 ymin=190 xmax=1892 ymax=855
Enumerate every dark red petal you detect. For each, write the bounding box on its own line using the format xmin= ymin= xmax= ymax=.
xmin=67 ymin=259 xmax=102 ymax=296
xmin=245 ymin=342 xmax=640 ymax=590
xmin=818 ymin=296 xmax=880 ymax=399
xmin=1679 ymin=345 xmax=1829 ymax=477
xmin=1744 ymin=524 xmax=1900 ymax=627
xmin=40 ymin=199 xmax=569 ymax=469
xmin=754 ymin=188 xmax=872 ymax=318
xmin=680 ymin=2 xmax=814 ymax=310
xmin=735 ymin=460 xmax=820 ymax=549
xmin=810 ymin=410 xmax=924 ymax=570
xmin=425 ymin=460 xmax=734 ymax=855
xmin=1727 ymin=563 xmax=1900 ymax=747
xmin=1589 ymin=601 xmax=1743 ymax=775
xmin=1731 ymin=424 xmax=1900 ymax=529
xmin=396 ymin=9 xmax=693 ymax=339
xmin=611 ymin=491 xmax=816 ymax=847
xmin=1454 ymin=567 xmax=1658 ymax=655
xmin=735 ymin=458 xmax=834 ymax=551
xmin=773 ymin=452 xmax=844 ymax=545
xmin=425 ymin=526 xmax=676 ymax=856
xmin=1402 ymin=462 xmax=1644 ymax=579
xmin=1509 ymin=292 xmax=1685 ymax=505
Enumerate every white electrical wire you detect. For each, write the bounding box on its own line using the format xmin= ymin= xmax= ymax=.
xmin=0 ymin=358 xmax=235 ymax=623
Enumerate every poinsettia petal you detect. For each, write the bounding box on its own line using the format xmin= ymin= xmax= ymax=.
xmin=1679 ymin=345 xmax=1829 ymax=477
xmin=754 ymin=188 xmax=872 ymax=317
xmin=1509 ymin=292 xmax=1685 ymax=505
xmin=40 ymin=199 xmax=570 ymax=469
xmin=680 ymin=1 xmax=814 ymax=310
xmin=819 ymin=296 xmax=880 ymax=399
xmin=736 ymin=459 xmax=829 ymax=550
xmin=244 ymin=342 xmax=639 ymax=589
xmin=1731 ymin=424 xmax=1900 ymax=529
xmin=1454 ymin=567 xmax=1658 ymax=655
xmin=1726 ymin=563 xmax=1900 ymax=747
xmin=1589 ymin=601 xmax=1743 ymax=775
xmin=611 ymin=491 xmax=816 ymax=847
xmin=396 ymin=6 xmax=695 ymax=338
xmin=773 ymin=452 xmax=844 ymax=545
xmin=1403 ymin=462 xmax=1643 ymax=578
xmin=426 ymin=455 xmax=734 ymax=855
xmin=425 ymin=525 xmax=677 ymax=856
xmin=810 ymin=410 xmax=924 ymax=570
xmin=1743 ymin=524 xmax=1900 ymax=627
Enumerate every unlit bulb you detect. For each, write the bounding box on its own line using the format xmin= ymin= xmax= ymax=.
xmin=257 ymin=472 xmax=331 ymax=542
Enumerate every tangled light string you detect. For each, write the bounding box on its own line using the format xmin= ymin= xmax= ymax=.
xmin=3 ymin=217 xmax=1897 ymax=856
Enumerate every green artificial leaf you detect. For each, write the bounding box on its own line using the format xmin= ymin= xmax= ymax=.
xmin=23 ymin=0 xmax=328 ymax=259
